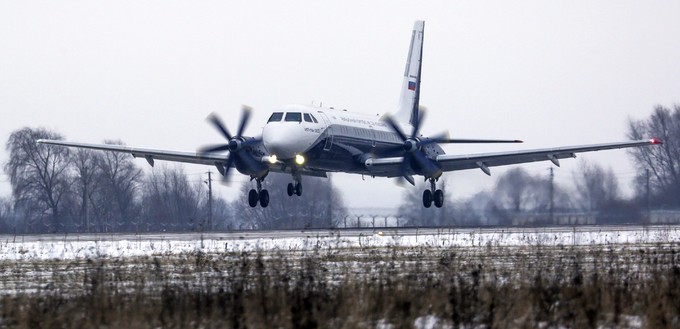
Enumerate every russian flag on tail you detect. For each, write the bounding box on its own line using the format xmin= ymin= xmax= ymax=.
xmin=408 ymin=81 xmax=416 ymax=91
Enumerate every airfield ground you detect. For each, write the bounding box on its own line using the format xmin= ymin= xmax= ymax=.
xmin=0 ymin=226 xmax=679 ymax=328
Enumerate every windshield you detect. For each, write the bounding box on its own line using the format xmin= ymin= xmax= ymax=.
xmin=284 ymin=112 xmax=302 ymax=122
xmin=267 ymin=112 xmax=283 ymax=123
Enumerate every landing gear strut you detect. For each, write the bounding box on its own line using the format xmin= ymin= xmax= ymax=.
xmin=248 ymin=177 xmax=269 ymax=208
xmin=422 ymin=177 xmax=444 ymax=208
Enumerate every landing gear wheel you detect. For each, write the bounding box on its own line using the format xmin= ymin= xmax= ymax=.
xmin=287 ymin=183 xmax=294 ymax=196
xmin=423 ymin=189 xmax=433 ymax=208
xmin=259 ymin=189 xmax=269 ymax=208
xmin=248 ymin=189 xmax=259 ymax=207
xmin=295 ymin=182 xmax=303 ymax=196
xmin=434 ymin=189 xmax=444 ymax=208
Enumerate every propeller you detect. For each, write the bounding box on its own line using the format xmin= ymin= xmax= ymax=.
xmin=199 ymin=105 xmax=263 ymax=183
xmin=381 ymin=108 xmax=522 ymax=185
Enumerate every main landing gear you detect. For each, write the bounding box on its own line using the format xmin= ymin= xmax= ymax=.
xmin=422 ymin=177 xmax=444 ymax=208
xmin=248 ymin=177 xmax=269 ymax=208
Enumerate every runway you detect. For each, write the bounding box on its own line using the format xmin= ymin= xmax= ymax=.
xmin=0 ymin=224 xmax=679 ymax=262
xmin=2 ymin=224 xmax=677 ymax=243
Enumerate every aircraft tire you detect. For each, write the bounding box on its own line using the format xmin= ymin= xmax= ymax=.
xmin=248 ymin=189 xmax=259 ymax=207
xmin=287 ymin=183 xmax=294 ymax=196
xmin=259 ymin=189 xmax=269 ymax=208
xmin=295 ymin=182 xmax=303 ymax=196
xmin=434 ymin=189 xmax=444 ymax=208
xmin=422 ymin=190 xmax=433 ymax=208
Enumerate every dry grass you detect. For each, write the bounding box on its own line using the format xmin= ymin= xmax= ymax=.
xmin=0 ymin=242 xmax=679 ymax=328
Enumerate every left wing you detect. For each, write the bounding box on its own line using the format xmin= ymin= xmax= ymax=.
xmin=366 ymin=139 xmax=661 ymax=176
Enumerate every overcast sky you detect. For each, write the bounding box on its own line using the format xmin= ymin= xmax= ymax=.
xmin=1 ymin=1 xmax=679 ymax=209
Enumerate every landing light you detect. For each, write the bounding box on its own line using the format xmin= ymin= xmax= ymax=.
xmin=268 ymin=155 xmax=278 ymax=164
xmin=295 ymin=154 xmax=305 ymax=165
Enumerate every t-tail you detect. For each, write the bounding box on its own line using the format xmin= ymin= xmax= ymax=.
xmin=393 ymin=20 xmax=425 ymax=128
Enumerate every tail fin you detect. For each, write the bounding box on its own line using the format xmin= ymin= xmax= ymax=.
xmin=393 ymin=20 xmax=425 ymax=127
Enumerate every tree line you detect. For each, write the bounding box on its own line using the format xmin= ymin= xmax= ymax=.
xmin=0 ymin=127 xmax=347 ymax=233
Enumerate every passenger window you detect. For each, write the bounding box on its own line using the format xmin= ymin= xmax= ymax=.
xmin=310 ymin=114 xmax=318 ymax=123
xmin=267 ymin=112 xmax=283 ymax=122
xmin=285 ymin=112 xmax=302 ymax=122
xmin=303 ymin=113 xmax=313 ymax=122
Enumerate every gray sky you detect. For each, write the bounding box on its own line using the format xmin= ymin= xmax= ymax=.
xmin=2 ymin=1 xmax=679 ymax=209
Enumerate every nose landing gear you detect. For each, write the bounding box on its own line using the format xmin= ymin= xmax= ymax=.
xmin=286 ymin=169 xmax=303 ymax=197
xmin=287 ymin=182 xmax=302 ymax=196
xmin=422 ymin=177 xmax=444 ymax=208
xmin=248 ymin=177 xmax=269 ymax=208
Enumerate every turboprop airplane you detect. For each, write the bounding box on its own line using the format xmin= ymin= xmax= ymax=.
xmin=38 ymin=21 xmax=661 ymax=208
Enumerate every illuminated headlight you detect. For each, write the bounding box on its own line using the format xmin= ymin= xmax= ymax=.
xmin=268 ymin=155 xmax=277 ymax=164
xmin=295 ymin=154 xmax=305 ymax=165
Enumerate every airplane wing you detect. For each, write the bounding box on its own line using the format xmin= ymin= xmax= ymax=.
xmin=365 ymin=139 xmax=660 ymax=177
xmin=36 ymin=139 xmax=329 ymax=178
xmin=37 ymin=139 xmax=229 ymax=166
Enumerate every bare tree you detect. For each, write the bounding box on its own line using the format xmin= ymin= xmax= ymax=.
xmin=4 ymin=127 xmax=72 ymax=231
xmin=211 ymin=197 xmax=235 ymax=231
xmin=628 ymin=105 xmax=680 ymax=208
xmin=70 ymin=148 xmax=101 ymax=231
xmin=233 ymin=173 xmax=346 ymax=230
xmin=140 ymin=165 xmax=202 ymax=232
xmin=574 ymin=160 xmax=620 ymax=212
xmin=93 ymin=140 xmax=143 ymax=231
xmin=493 ymin=167 xmax=548 ymax=213
xmin=0 ymin=197 xmax=14 ymax=232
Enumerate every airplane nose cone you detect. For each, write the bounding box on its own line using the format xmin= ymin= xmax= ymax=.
xmin=263 ymin=124 xmax=302 ymax=159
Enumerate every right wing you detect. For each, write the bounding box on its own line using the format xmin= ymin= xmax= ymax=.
xmin=37 ymin=139 xmax=228 ymax=166
xmin=36 ymin=139 xmax=329 ymax=178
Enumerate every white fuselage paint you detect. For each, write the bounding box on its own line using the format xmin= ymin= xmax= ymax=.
xmin=262 ymin=104 xmax=444 ymax=176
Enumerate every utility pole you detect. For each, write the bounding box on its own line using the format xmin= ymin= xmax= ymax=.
xmin=646 ymin=169 xmax=650 ymax=223
xmin=549 ymin=167 xmax=554 ymax=224
xmin=205 ymin=171 xmax=213 ymax=231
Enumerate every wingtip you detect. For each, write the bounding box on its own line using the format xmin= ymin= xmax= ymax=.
xmin=515 ymin=140 xmax=524 ymax=143
xmin=650 ymin=138 xmax=663 ymax=145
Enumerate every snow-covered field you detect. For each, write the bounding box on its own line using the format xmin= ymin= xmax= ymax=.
xmin=1 ymin=225 xmax=679 ymax=261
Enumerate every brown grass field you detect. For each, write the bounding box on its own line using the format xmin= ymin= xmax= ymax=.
xmin=1 ymin=241 xmax=679 ymax=328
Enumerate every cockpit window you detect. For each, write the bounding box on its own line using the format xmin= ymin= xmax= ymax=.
xmin=310 ymin=114 xmax=318 ymax=123
xmin=285 ymin=112 xmax=302 ymax=122
xmin=268 ymin=112 xmax=283 ymax=122
xmin=303 ymin=113 xmax=313 ymax=123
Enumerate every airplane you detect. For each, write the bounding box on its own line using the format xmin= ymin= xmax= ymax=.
xmin=38 ymin=20 xmax=661 ymax=209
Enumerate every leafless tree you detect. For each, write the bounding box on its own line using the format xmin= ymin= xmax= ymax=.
xmin=93 ymin=140 xmax=143 ymax=230
xmin=0 ymin=197 xmax=14 ymax=232
xmin=233 ymin=173 xmax=346 ymax=230
xmin=70 ymin=148 xmax=101 ymax=231
xmin=493 ymin=167 xmax=548 ymax=212
xmin=140 ymin=165 xmax=203 ymax=232
xmin=628 ymin=105 xmax=680 ymax=207
xmin=574 ymin=160 xmax=620 ymax=212
xmin=4 ymin=127 xmax=72 ymax=231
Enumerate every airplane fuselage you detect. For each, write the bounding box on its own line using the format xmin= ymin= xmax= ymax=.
xmin=262 ymin=104 xmax=445 ymax=177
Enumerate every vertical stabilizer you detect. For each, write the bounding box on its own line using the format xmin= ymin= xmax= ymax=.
xmin=393 ymin=20 xmax=425 ymax=127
